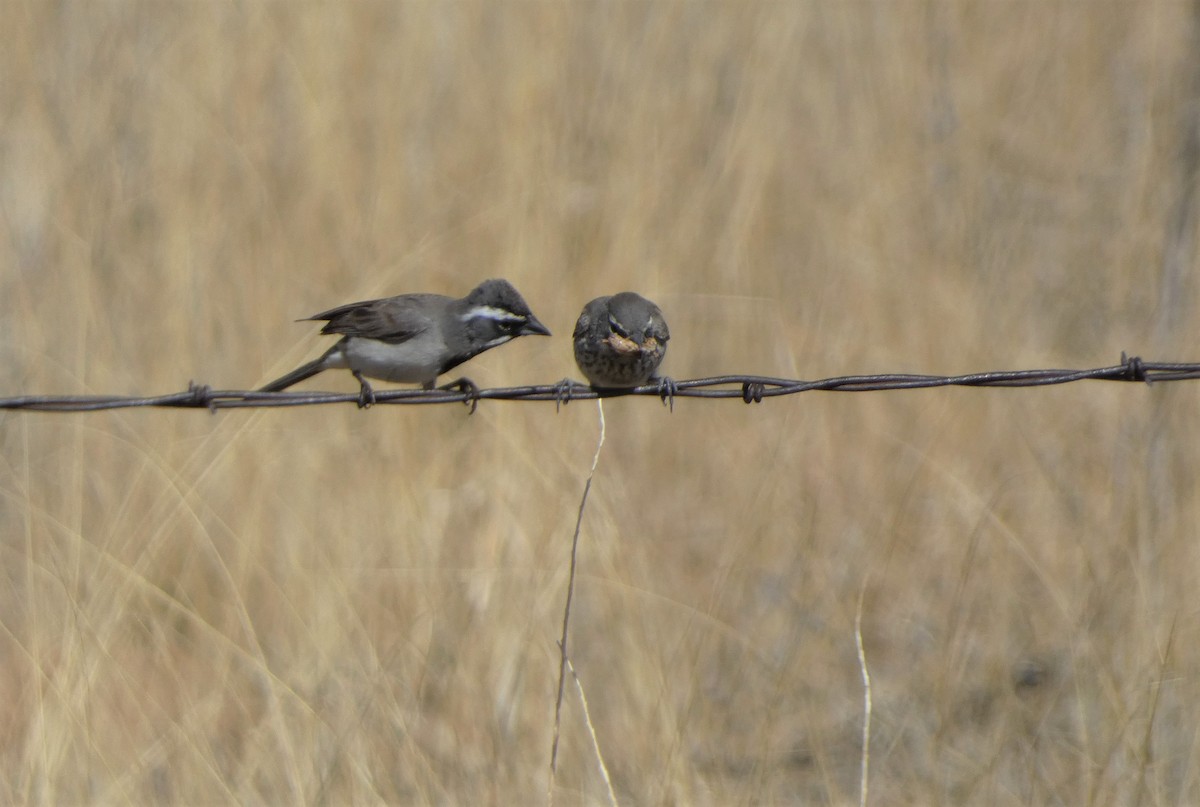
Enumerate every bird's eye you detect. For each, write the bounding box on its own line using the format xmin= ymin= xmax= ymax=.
xmin=608 ymin=315 xmax=630 ymax=338
xmin=490 ymin=312 xmax=522 ymax=331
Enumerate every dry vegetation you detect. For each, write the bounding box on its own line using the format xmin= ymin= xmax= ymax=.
xmin=2 ymin=3 xmax=1200 ymax=804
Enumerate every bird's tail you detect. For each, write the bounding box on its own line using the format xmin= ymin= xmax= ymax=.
xmin=259 ymin=356 xmax=328 ymax=392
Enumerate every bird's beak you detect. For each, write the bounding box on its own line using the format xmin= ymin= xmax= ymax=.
xmin=521 ymin=316 xmax=551 ymax=337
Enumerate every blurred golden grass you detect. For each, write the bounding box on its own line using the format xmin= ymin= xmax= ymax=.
xmin=2 ymin=2 xmax=1200 ymax=804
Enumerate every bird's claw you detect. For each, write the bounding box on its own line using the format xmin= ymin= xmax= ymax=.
xmin=439 ymin=377 xmax=480 ymax=414
xmin=553 ymin=378 xmax=588 ymax=411
xmin=353 ymin=372 xmax=376 ymax=409
xmin=653 ymin=376 xmax=677 ymax=412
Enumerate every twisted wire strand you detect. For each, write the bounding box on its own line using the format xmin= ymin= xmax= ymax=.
xmin=0 ymin=354 xmax=1194 ymax=412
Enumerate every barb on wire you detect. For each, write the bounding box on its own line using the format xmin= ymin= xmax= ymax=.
xmin=0 ymin=354 xmax=1196 ymax=413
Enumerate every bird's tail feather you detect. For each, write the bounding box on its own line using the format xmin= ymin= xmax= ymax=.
xmin=259 ymin=356 xmax=328 ymax=392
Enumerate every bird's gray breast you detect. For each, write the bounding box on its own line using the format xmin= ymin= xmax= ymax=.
xmin=336 ymin=330 xmax=447 ymax=385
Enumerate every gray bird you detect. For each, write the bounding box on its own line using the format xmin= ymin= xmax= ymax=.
xmin=572 ymin=292 xmax=670 ymax=388
xmin=261 ymin=278 xmax=550 ymax=407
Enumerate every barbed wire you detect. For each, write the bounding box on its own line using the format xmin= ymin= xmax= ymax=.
xmin=0 ymin=354 xmax=1196 ymax=413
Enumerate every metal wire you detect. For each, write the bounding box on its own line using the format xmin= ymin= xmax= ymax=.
xmin=0 ymin=354 xmax=1194 ymax=412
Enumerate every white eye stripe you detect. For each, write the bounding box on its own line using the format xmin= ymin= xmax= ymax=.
xmin=463 ymin=305 xmax=525 ymax=324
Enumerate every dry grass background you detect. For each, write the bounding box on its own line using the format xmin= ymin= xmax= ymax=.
xmin=2 ymin=2 xmax=1200 ymax=804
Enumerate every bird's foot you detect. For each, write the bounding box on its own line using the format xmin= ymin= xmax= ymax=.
xmin=652 ymin=376 xmax=677 ymax=412
xmin=553 ymin=378 xmax=589 ymax=411
xmin=353 ymin=371 xmax=376 ymax=409
xmin=439 ymin=377 xmax=480 ymax=414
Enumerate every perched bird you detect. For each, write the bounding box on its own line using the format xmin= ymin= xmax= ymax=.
xmin=260 ymin=278 xmax=550 ymax=407
xmin=572 ymin=292 xmax=670 ymax=389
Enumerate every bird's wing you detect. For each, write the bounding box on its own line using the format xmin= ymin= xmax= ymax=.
xmin=309 ymin=294 xmax=450 ymax=343
xmin=652 ymin=311 xmax=670 ymax=342
xmin=572 ymin=296 xmax=611 ymax=340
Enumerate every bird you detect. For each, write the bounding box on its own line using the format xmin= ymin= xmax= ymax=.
xmin=572 ymin=292 xmax=670 ymax=389
xmin=260 ymin=278 xmax=550 ymax=407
